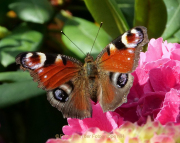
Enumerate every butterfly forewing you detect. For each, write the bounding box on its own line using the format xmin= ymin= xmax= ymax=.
xmin=96 ymin=26 xmax=148 ymax=73
xmin=16 ymin=52 xmax=92 ymax=119
xmin=16 ymin=52 xmax=81 ymax=90
xmin=95 ymin=26 xmax=148 ymax=112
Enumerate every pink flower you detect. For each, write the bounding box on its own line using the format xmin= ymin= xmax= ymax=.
xmin=63 ymin=103 xmax=124 ymax=135
xmin=116 ymin=38 xmax=180 ymax=125
xmin=46 ymin=118 xmax=180 ymax=143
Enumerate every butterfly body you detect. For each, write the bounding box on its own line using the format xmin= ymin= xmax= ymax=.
xmin=84 ymin=54 xmax=97 ymax=78
xmin=16 ymin=26 xmax=148 ymax=119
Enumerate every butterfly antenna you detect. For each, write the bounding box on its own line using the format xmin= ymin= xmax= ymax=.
xmin=90 ymin=22 xmax=103 ymax=54
xmin=61 ymin=31 xmax=86 ymax=56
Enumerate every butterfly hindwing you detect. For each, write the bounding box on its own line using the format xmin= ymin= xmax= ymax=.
xmin=98 ymin=72 xmax=134 ymax=112
xmin=96 ymin=26 xmax=148 ymax=112
xmin=16 ymin=52 xmax=92 ymax=119
xmin=47 ymin=77 xmax=92 ymax=119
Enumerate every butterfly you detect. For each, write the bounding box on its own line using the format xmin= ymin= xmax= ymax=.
xmin=16 ymin=26 xmax=148 ymax=119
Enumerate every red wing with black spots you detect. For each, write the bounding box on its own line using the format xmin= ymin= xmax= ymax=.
xmin=96 ymin=26 xmax=148 ymax=73
xmin=16 ymin=52 xmax=81 ymax=90
xmin=16 ymin=52 xmax=92 ymax=119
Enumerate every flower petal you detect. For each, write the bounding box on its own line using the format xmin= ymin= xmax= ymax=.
xmin=145 ymin=38 xmax=163 ymax=62
xmin=150 ymin=134 xmax=175 ymax=143
xmin=142 ymin=92 xmax=165 ymax=115
xmin=63 ymin=103 xmax=123 ymax=135
xmin=156 ymin=89 xmax=180 ymax=124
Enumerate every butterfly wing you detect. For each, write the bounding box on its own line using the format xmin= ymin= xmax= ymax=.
xmin=16 ymin=52 xmax=92 ymax=119
xmin=95 ymin=26 xmax=148 ymax=112
xmin=47 ymin=76 xmax=92 ymax=119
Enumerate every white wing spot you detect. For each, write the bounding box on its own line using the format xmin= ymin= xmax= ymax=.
xmin=109 ymin=43 xmax=116 ymax=50
xmin=37 ymin=53 xmax=46 ymax=64
xmin=26 ymin=53 xmax=33 ymax=58
xmin=44 ymin=75 xmax=47 ymax=78
xmin=121 ymin=32 xmax=128 ymax=47
xmin=38 ymin=69 xmax=43 ymax=73
xmin=56 ymin=55 xmax=62 ymax=62
xmin=131 ymin=29 xmax=139 ymax=34
xmin=128 ymin=49 xmax=134 ymax=54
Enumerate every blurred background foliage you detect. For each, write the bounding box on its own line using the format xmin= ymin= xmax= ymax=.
xmin=0 ymin=0 xmax=180 ymax=142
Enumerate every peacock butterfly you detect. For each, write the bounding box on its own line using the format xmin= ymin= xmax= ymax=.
xmin=16 ymin=26 xmax=149 ymax=119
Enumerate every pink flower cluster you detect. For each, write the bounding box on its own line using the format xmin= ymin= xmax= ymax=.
xmin=116 ymin=38 xmax=180 ymax=125
xmin=47 ymin=38 xmax=180 ymax=142
xmin=47 ymin=117 xmax=180 ymax=143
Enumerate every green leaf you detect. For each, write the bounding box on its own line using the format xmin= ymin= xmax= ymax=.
xmin=116 ymin=0 xmax=135 ymax=28
xmin=9 ymin=0 xmax=54 ymax=24
xmin=0 ymin=51 xmax=16 ymax=67
xmin=166 ymin=37 xmax=179 ymax=43
xmin=0 ymin=26 xmax=11 ymax=39
xmin=0 ymin=71 xmax=44 ymax=108
xmin=134 ymin=0 xmax=167 ymax=39
xmin=174 ymin=29 xmax=180 ymax=41
xmin=162 ymin=0 xmax=180 ymax=39
xmin=84 ymin=0 xmax=129 ymax=39
xmin=0 ymin=23 xmax=43 ymax=67
xmin=0 ymin=80 xmax=45 ymax=108
xmin=0 ymin=71 xmax=32 ymax=82
xmin=62 ymin=17 xmax=112 ymax=59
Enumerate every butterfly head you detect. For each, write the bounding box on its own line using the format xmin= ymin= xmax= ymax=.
xmin=85 ymin=53 xmax=94 ymax=63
